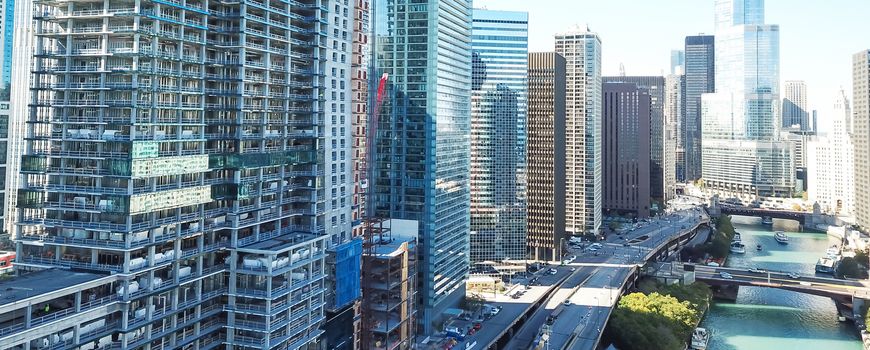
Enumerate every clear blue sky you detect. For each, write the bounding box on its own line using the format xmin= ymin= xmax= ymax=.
xmin=474 ymin=0 xmax=870 ymax=132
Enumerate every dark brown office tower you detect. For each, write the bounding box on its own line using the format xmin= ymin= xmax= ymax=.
xmin=527 ymin=52 xmax=567 ymax=261
xmin=603 ymin=82 xmax=652 ymax=219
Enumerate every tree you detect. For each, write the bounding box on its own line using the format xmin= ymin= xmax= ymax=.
xmin=837 ymin=257 xmax=864 ymax=279
xmin=855 ymin=250 xmax=869 ymax=269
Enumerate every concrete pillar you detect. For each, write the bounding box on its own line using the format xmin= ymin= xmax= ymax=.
xmin=25 ymin=304 xmax=32 ymax=327
xmin=75 ymin=291 xmax=82 ymax=312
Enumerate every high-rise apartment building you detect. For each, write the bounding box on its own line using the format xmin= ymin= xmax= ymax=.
xmin=671 ymin=50 xmax=685 ymax=75
xmin=469 ymin=9 xmax=528 ymax=265
xmin=666 ymin=74 xmax=686 ymax=182
xmin=555 ymin=26 xmax=602 ymax=236
xmin=783 ymin=80 xmax=808 ymax=130
xmin=370 ymin=0 xmax=472 ymax=334
xmin=602 ymin=82 xmax=651 ymax=218
xmin=603 ymin=76 xmax=667 ymax=205
xmin=701 ymin=0 xmax=794 ymax=197
xmin=526 ymin=52 xmax=567 ymax=262
xmin=809 ymin=89 xmax=854 ymax=215
xmin=683 ymin=35 xmax=715 ymax=181
xmin=8 ymin=1 xmax=359 ymax=350
xmin=853 ymin=49 xmax=870 ymax=230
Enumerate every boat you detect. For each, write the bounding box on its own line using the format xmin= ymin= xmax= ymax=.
xmin=730 ymin=242 xmax=746 ymax=254
xmin=761 ymin=217 xmax=773 ymax=226
xmin=732 ymin=232 xmax=742 ymax=242
xmin=756 ymin=244 xmax=763 ymax=251
xmin=774 ymin=231 xmax=789 ymax=244
xmin=826 ymin=245 xmax=840 ymax=258
xmin=690 ymin=327 xmax=710 ymax=350
xmin=839 ymin=316 xmax=847 ymax=322
xmin=816 ymin=257 xmax=836 ymax=273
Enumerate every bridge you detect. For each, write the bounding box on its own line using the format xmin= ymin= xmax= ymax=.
xmin=680 ymin=263 xmax=870 ymax=299
xmin=706 ymin=194 xmax=841 ymax=228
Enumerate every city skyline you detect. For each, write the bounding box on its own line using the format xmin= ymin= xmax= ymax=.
xmin=474 ymin=0 xmax=869 ymax=128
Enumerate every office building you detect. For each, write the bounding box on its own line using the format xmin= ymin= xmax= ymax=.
xmin=0 ymin=0 xmax=11 ymax=99
xmin=666 ymin=73 xmax=686 ymax=182
xmin=809 ymin=90 xmax=854 ymax=215
xmin=683 ymin=35 xmax=715 ymax=181
xmin=603 ymin=76 xmax=667 ymax=205
xmin=602 ymin=82 xmax=651 ymax=218
xmin=370 ymin=0 xmax=472 ymax=334
xmin=671 ymin=50 xmax=685 ymax=75
xmin=5 ymin=0 xmax=33 ymax=235
xmin=9 ymin=1 xmax=358 ymax=349
xmin=701 ymin=0 xmax=794 ymax=197
xmin=784 ymin=130 xmax=814 ymax=192
xmin=527 ymin=52 xmax=567 ymax=262
xmin=783 ymin=80 xmax=809 ymax=130
xmin=555 ymin=26 xmax=602 ymax=236
xmin=469 ymin=9 xmax=528 ymax=265
xmin=854 ymin=49 xmax=870 ymax=230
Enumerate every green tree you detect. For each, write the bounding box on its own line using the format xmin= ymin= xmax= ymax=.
xmin=854 ymin=250 xmax=869 ymax=269
xmin=837 ymin=257 xmax=864 ymax=279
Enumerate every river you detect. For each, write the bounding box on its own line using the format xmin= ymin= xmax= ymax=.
xmin=700 ymin=215 xmax=862 ymax=350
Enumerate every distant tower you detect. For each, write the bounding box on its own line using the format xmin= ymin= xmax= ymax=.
xmin=783 ymin=80 xmax=809 ymax=130
xmin=619 ymin=63 xmax=626 ymax=77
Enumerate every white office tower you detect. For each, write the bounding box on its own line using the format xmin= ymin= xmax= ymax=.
xmin=701 ymin=0 xmax=794 ymax=197
xmin=808 ymin=89 xmax=854 ymax=215
xmin=555 ymin=25 xmax=602 ymax=236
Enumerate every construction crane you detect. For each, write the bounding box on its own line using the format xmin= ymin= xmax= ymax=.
xmin=360 ymin=73 xmax=390 ymax=349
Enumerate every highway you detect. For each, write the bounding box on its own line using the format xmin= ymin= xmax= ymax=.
xmin=500 ymin=207 xmax=709 ymax=350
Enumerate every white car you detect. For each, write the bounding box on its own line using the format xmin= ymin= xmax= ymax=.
xmin=788 ymin=272 xmax=800 ymax=279
xmin=719 ymin=272 xmax=733 ymax=279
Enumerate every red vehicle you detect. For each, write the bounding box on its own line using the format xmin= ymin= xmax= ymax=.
xmin=0 ymin=251 xmax=14 ymax=274
xmin=473 ymin=323 xmax=482 ymax=331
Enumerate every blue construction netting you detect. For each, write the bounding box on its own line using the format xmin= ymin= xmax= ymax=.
xmin=333 ymin=239 xmax=362 ymax=308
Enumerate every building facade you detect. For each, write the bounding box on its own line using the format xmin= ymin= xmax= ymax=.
xmin=602 ymin=82 xmax=651 ymax=218
xmin=783 ymin=80 xmax=808 ymax=130
xmin=555 ymin=26 xmax=602 ymax=236
xmin=809 ymin=90 xmax=854 ymax=215
xmin=666 ymin=73 xmax=686 ymax=183
xmin=853 ymin=49 xmax=870 ymax=230
xmin=469 ymin=9 xmax=528 ymax=265
xmin=10 ymin=1 xmax=359 ymax=350
xmin=701 ymin=0 xmax=794 ymax=197
xmin=370 ymin=0 xmax=473 ymax=334
xmin=603 ymin=76 xmax=667 ymax=205
xmin=4 ymin=0 xmax=33 ymax=235
xmin=526 ymin=52 xmax=566 ymax=262
xmin=683 ymin=35 xmax=715 ymax=181
xmin=670 ymin=49 xmax=685 ymax=75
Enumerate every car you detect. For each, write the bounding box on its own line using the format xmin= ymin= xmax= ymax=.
xmin=748 ymin=267 xmax=763 ymax=273
xmin=473 ymin=323 xmax=482 ymax=331
xmin=563 ymin=299 xmax=571 ymax=306
xmin=788 ymin=272 xmax=800 ymax=279
xmin=490 ymin=306 xmax=502 ymax=316
xmin=720 ymin=272 xmax=733 ymax=279
xmin=511 ymin=293 xmax=520 ymax=299
xmin=467 ymin=328 xmax=476 ymax=336
xmin=548 ymin=269 xmax=557 ymax=275
xmin=570 ymin=267 xmax=576 ymax=272
xmin=623 ymin=242 xmax=630 ymax=247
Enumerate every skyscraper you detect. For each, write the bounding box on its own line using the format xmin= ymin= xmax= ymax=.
xmin=4 ymin=0 xmax=32 ymax=235
xmin=683 ymin=35 xmax=715 ymax=181
xmin=469 ymin=9 xmax=528 ymax=265
xmin=671 ymin=49 xmax=685 ymax=75
xmin=0 ymin=0 xmax=12 ymax=99
xmin=783 ymin=80 xmax=809 ymax=130
xmin=701 ymin=0 xmax=794 ymax=197
xmin=371 ymin=0 xmax=472 ymax=334
xmin=853 ymin=49 xmax=870 ymax=230
xmin=666 ymin=73 xmax=686 ymax=182
xmin=555 ymin=26 xmax=602 ymax=236
xmin=11 ymin=1 xmax=357 ymax=349
xmin=527 ymin=52 xmax=567 ymax=262
xmin=602 ymin=82 xmax=651 ymax=218
xmin=603 ymin=76 xmax=667 ymax=205
xmin=809 ymin=89 xmax=854 ymax=215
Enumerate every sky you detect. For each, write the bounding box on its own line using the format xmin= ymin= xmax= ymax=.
xmin=473 ymin=0 xmax=870 ymax=133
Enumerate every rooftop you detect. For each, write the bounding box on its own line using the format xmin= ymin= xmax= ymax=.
xmin=0 ymin=269 xmax=107 ymax=305
xmin=239 ymin=233 xmax=322 ymax=253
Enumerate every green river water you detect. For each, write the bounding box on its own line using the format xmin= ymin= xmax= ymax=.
xmin=700 ymin=215 xmax=862 ymax=350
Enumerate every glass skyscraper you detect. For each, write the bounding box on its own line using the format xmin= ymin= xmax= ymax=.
xmin=371 ymin=0 xmax=472 ymax=334
xmin=701 ymin=0 xmax=794 ymax=196
xmin=469 ymin=9 xmax=528 ymax=265
xmin=683 ymin=35 xmax=714 ymax=181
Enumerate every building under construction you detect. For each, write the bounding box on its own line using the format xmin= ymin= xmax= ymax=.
xmin=361 ymin=219 xmax=417 ymax=350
